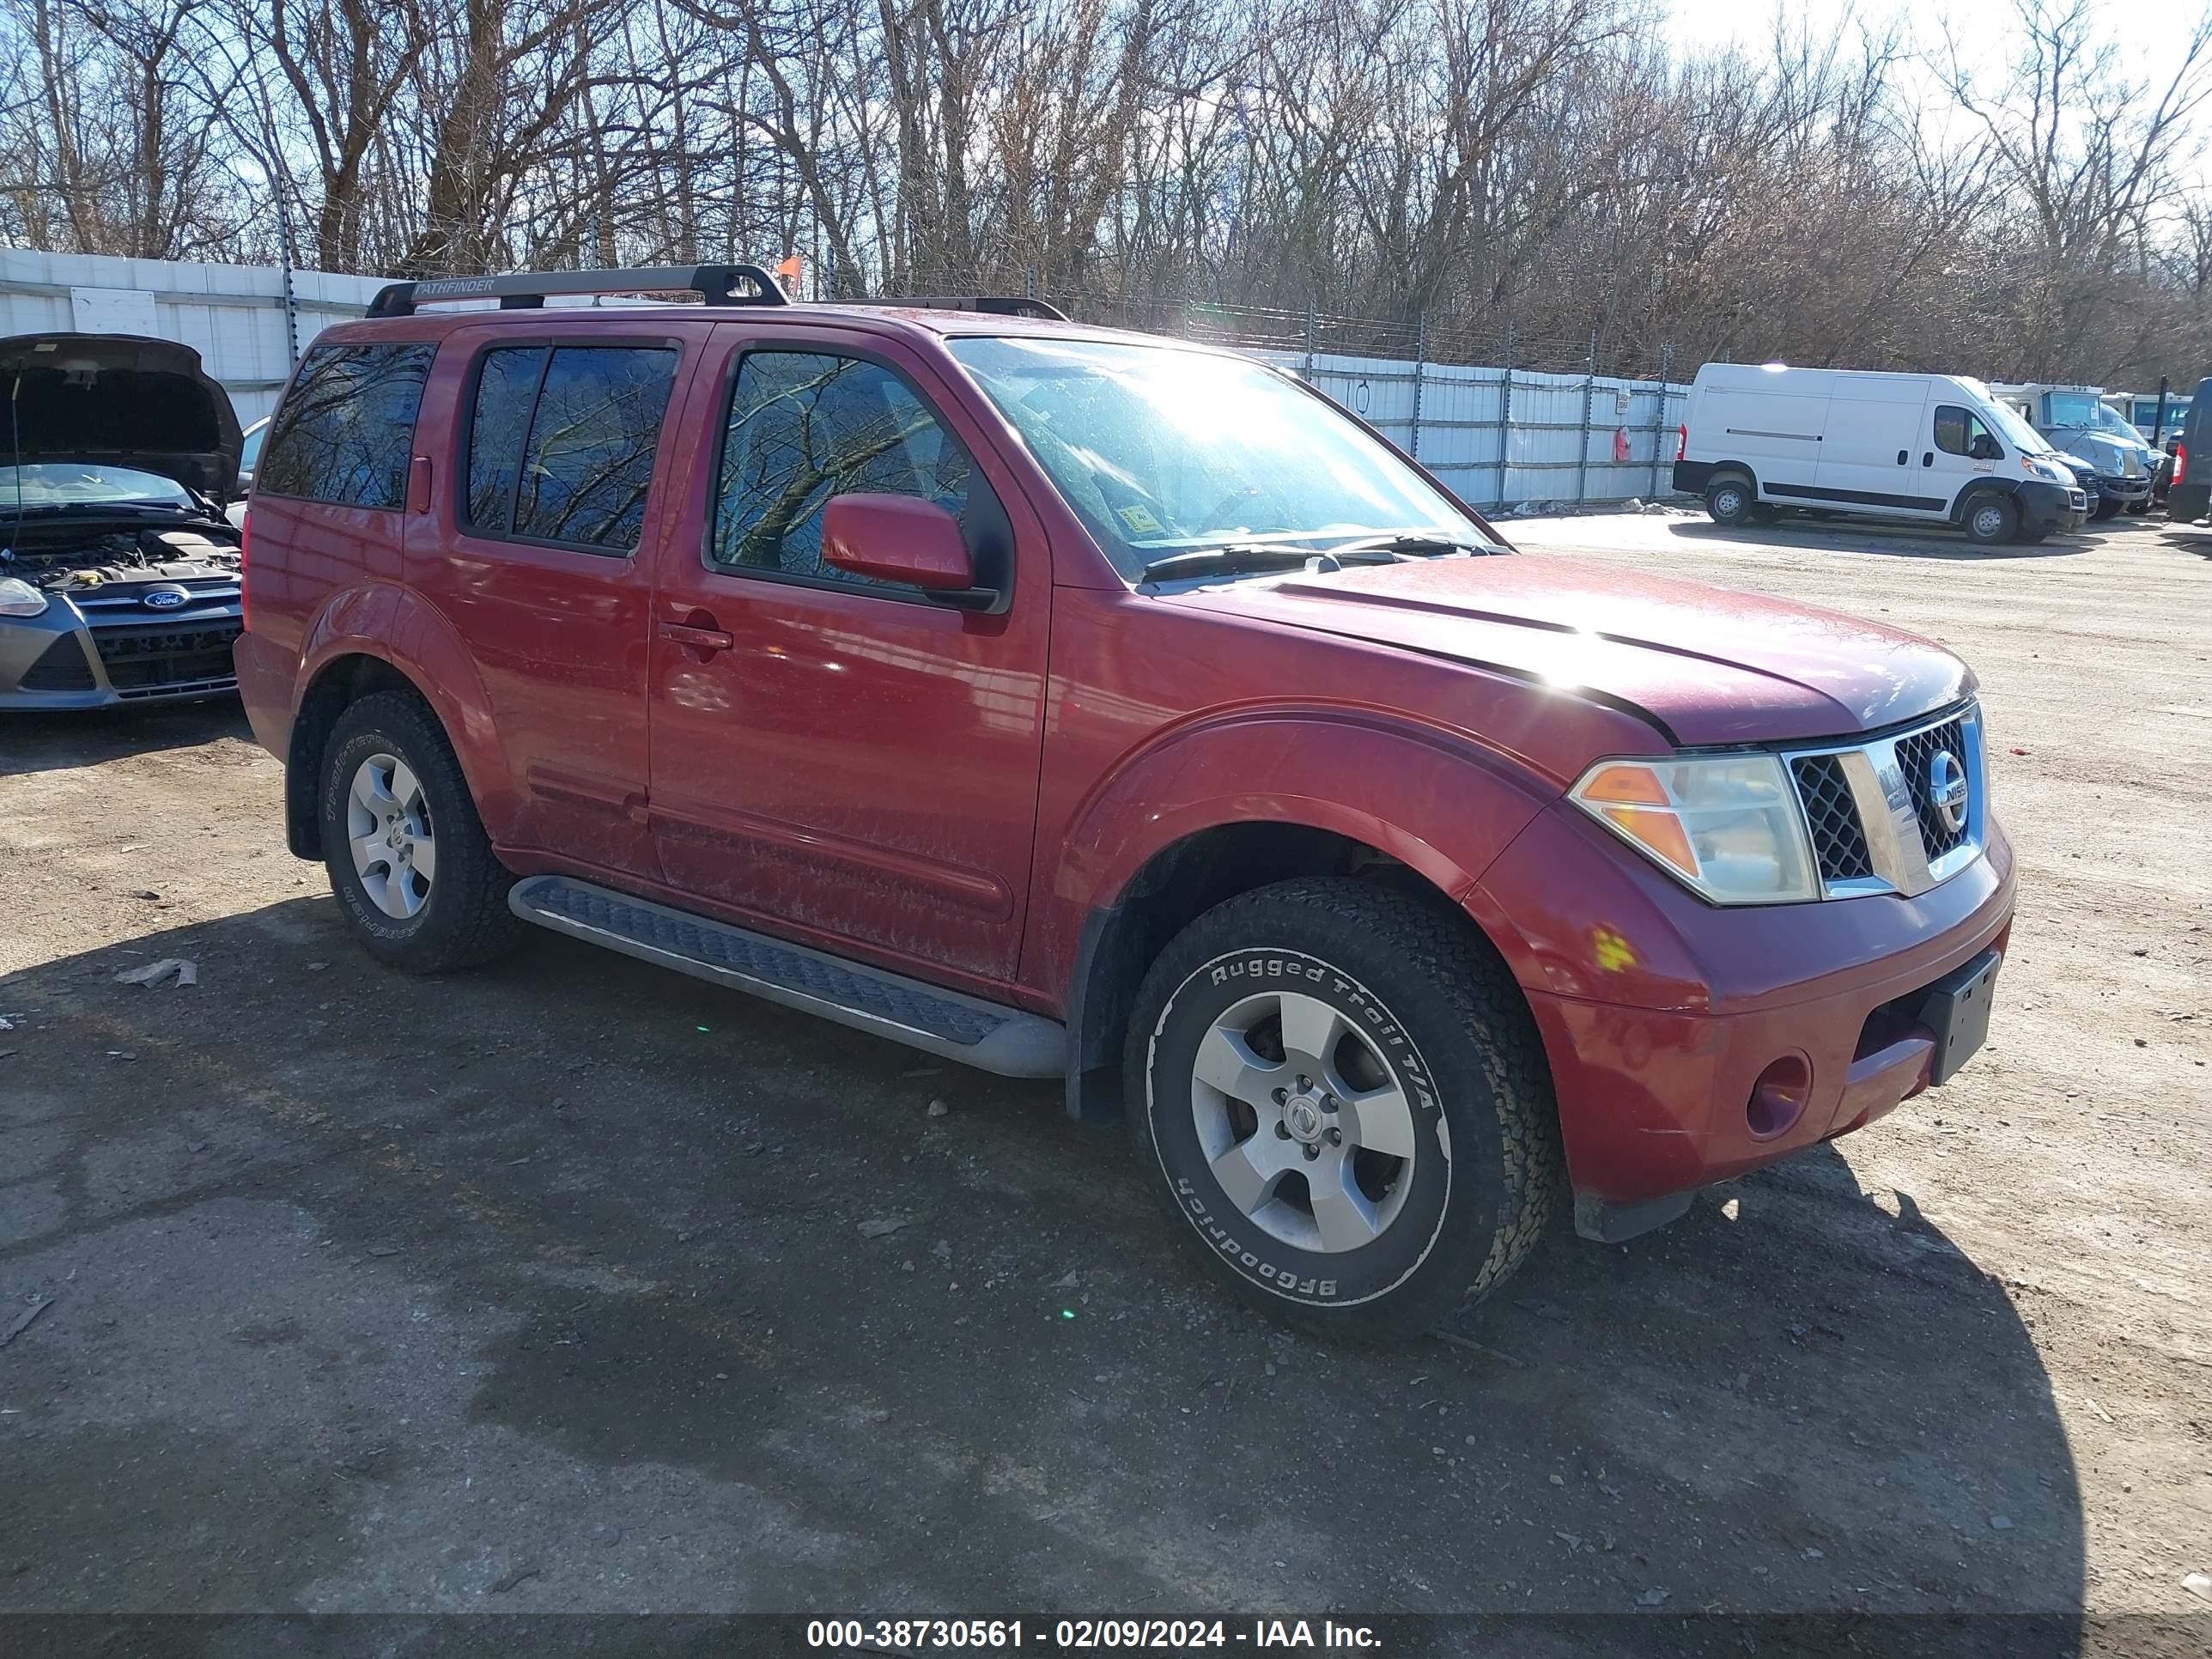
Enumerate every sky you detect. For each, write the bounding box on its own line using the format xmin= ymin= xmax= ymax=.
xmin=1661 ymin=0 xmax=2172 ymax=82
xmin=1658 ymin=0 xmax=2206 ymax=167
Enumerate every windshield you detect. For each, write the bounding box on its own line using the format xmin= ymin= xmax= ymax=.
xmin=1980 ymin=401 xmax=2051 ymax=456
xmin=946 ymin=336 xmax=1489 ymax=581
xmin=0 ymin=463 xmax=193 ymax=508
xmin=2092 ymin=406 xmax=2147 ymax=442
xmin=2044 ymin=392 xmax=2146 ymax=443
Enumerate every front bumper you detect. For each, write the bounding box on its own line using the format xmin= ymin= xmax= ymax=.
xmin=1478 ymin=798 xmax=2016 ymax=1212
xmin=0 ymin=588 xmax=243 ymax=710
xmin=2017 ymin=479 xmax=2087 ymax=534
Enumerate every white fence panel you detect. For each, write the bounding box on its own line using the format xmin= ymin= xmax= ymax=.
xmin=3 ymin=251 xmax=1694 ymax=509
xmin=1265 ymin=345 xmax=1687 ymax=510
xmin=0 ymin=250 xmax=386 ymax=424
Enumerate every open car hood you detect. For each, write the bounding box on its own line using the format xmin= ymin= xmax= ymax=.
xmin=0 ymin=332 xmax=242 ymax=501
xmin=1164 ymin=554 xmax=1973 ymax=747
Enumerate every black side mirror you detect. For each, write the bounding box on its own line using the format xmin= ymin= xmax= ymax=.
xmin=1968 ymin=434 xmax=2002 ymax=461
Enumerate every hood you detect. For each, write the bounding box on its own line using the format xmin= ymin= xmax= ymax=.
xmin=0 ymin=333 xmax=242 ymax=501
xmin=2057 ymin=434 xmax=2134 ymax=476
xmin=1164 ymin=554 xmax=1972 ymax=747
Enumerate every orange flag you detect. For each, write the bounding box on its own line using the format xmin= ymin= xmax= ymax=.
xmin=775 ymin=254 xmax=801 ymax=295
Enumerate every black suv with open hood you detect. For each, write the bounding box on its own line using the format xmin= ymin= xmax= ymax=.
xmin=0 ymin=333 xmax=248 ymax=710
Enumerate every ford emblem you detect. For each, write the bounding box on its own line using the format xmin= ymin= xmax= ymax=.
xmin=143 ymin=585 xmax=191 ymax=610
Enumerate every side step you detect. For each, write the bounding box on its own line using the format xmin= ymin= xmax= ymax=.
xmin=508 ymin=874 xmax=1066 ymax=1079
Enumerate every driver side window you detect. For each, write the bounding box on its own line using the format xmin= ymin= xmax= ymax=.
xmin=710 ymin=350 xmax=971 ymax=590
xmin=1934 ymin=404 xmax=1999 ymax=460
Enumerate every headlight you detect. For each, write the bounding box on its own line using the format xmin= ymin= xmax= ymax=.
xmin=0 ymin=576 xmax=49 ymax=617
xmin=1570 ymin=754 xmax=1819 ymax=904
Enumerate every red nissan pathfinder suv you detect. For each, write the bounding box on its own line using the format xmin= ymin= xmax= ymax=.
xmin=234 ymin=266 xmax=2013 ymax=1339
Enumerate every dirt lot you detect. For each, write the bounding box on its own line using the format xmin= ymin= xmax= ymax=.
xmin=2 ymin=507 xmax=2209 ymax=1651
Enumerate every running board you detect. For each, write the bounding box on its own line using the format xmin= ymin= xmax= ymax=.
xmin=508 ymin=874 xmax=1066 ymax=1079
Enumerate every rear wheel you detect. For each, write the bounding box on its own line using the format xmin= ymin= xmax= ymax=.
xmin=1961 ymin=493 xmax=2020 ymax=547
xmin=1125 ymin=878 xmax=1561 ymax=1341
xmin=1705 ymin=476 xmax=1755 ymax=526
xmin=318 ymin=690 xmax=522 ymax=974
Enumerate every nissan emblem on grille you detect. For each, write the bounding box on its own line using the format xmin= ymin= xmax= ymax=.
xmin=1927 ymin=750 xmax=1969 ymax=835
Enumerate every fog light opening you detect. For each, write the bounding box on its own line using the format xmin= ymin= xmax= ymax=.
xmin=1747 ymin=1055 xmax=1812 ymax=1139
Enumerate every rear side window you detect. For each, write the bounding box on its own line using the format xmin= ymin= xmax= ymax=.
xmin=463 ymin=344 xmax=679 ymax=553
xmin=710 ymin=350 xmax=971 ymax=588
xmin=258 ymin=343 xmax=434 ymax=508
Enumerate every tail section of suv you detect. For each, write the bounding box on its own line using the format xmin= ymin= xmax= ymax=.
xmin=234 ymin=267 xmax=2014 ymax=1340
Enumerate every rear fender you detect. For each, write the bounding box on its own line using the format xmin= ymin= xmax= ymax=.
xmin=295 ymin=583 xmax=514 ymax=837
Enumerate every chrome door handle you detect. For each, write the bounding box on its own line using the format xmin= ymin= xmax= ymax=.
xmin=659 ymin=622 xmax=732 ymax=653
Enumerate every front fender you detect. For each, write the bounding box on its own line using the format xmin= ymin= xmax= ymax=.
xmin=1032 ymin=709 xmax=1559 ymax=998
xmin=295 ymin=581 xmax=514 ymax=837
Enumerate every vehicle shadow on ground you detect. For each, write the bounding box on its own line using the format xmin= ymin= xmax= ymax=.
xmin=0 ymin=699 xmax=250 ymax=776
xmin=1665 ymin=520 xmax=2092 ymax=562
xmin=0 ymin=898 xmax=2083 ymax=1640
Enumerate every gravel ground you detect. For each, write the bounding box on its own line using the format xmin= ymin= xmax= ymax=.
xmin=1 ymin=507 xmax=2208 ymax=1654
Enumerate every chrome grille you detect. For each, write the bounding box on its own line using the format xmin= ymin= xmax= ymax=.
xmin=1893 ymin=716 xmax=1971 ymax=860
xmin=1782 ymin=702 xmax=1984 ymax=900
xmin=1790 ymin=754 xmax=1874 ymax=881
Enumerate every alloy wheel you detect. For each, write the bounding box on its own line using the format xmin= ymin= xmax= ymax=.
xmin=1188 ymin=988 xmax=1419 ymax=1253
xmin=345 ymin=752 xmax=437 ymax=920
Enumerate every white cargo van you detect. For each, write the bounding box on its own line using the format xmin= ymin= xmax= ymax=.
xmin=1674 ymin=364 xmax=2087 ymax=545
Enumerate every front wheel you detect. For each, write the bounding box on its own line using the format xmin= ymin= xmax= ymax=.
xmin=1961 ymin=494 xmax=2021 ymax=546
xmin=2124 ymin=498 xmax=2151 ymax=515
xmin=1125 ymin=878 xmax=1561 ymax=1341
xmin=2091 ymin=497 xmax=2122 ymax=521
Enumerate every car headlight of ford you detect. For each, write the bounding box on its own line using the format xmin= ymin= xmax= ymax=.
xmin=1570 ymin=754 xmax=1819 ymax=904
xmin=0 ymin=576 xmax=50 ymax=617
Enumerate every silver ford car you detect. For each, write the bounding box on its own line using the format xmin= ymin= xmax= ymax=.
xmin=0 ymin=333 xmax=246 ymax=710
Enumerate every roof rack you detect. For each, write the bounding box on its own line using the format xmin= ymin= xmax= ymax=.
xmin=364 ymin=264 xmax=788 ymax=319
xmin=848 ymin=295 xmax=1070 ymax=322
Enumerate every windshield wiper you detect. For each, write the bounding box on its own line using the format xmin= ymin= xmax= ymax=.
xmin=1136 ymin=532 xmax=1482 ymax=586
xmin=1324 ymin=531 xmax=1494 ymax=559
xmin=1137 ymin=543 xmax=1393 ymax=584
xmin=7 ymin=498 xmax=191 ymax=516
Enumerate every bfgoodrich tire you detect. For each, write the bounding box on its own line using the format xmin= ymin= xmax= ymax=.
xmin=1125 ymin=878 xmax=1561 ymax=1341
xmin=318 ymin=690 xmax=522 ymax=974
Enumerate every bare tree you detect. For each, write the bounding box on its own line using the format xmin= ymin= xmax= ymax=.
xmin=3 ymin=0 xmax=2210 ymax=384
